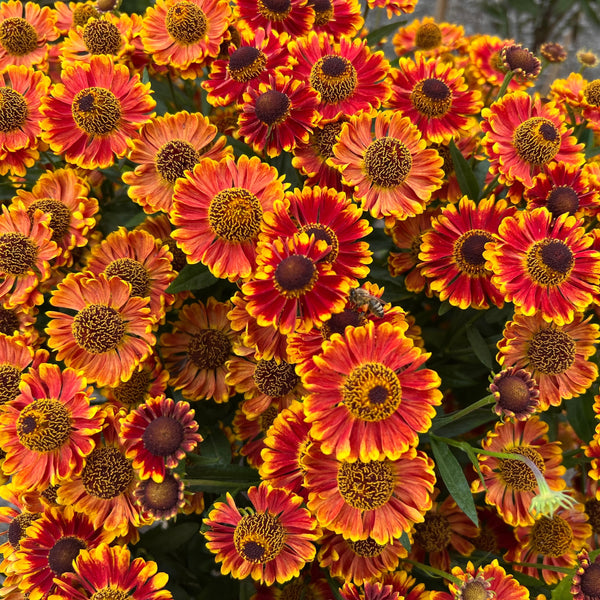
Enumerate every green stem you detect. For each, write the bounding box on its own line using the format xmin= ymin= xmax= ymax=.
xmin=432 ymin=394 xmax=495 ymax=430
xmin=403 ymin=559 xmax=463 ymax=585
xmin=513 ymin=561 xmax=575 ymax=574
xmin=480 ymin=173 xmax=500 ymax=199
xmin=495 ymin=71 xmax=515 ymax=99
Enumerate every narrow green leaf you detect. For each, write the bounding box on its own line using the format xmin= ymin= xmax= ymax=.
xmin=565 ymin=391 xmax=596 ymax=444
xmin=429 ymin=436 xmax=479 ymax=526
xmin=365 ymin=20 xmax=407 ymax=46
xmin=551 ymin=572 xmax=574 ymax=600
xmin=465 ymin=325 xmax=493 ymax=370
xmin=167 ymin=263 xmax=218 ymax=293
xmin=438 ymin=301 xmax=453 ymax=316
xmin=449 ymin=140 xmax=480 ymax=200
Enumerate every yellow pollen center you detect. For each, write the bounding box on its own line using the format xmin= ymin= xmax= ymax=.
xmin=166 ymin=1 xmax=207 ymax=44
xmin=253 ymin=359 xmax=299 ymax=397
xmin=311 ymin=119 xmax=345 ymax=159
xmin=208 ymin=187 xmax=263 ymax=242
xmin=0 ymin=87 xmax=28 ymax=132
xmin=311 ymin=0 xmax=333 ymax=25
xmin=0 ymin=232 xmax=37 ymax=276
xmin=257 ymin=0 xmax=292 ymax=21
xmin=16 ymin=399 xmax=72 ymax=452
xmin=71 ymin=304 xmax=126 ymax=354
xmin=27 ymin=198 xmax=71 ymax=242
xmin=513 ymin=117 xmax=561 ymax=166
xmin=498 ymin=445 xmax=545 ymax=491
xmin=347 ymin=537 xmax=385 ymax=557
xmin=228 ymin=47 xmax=267 ymax=82
xmin=494 ymin=374 xmax=534 ymax=414
xmin=527 ymin=326 xmax=576 ymax=375
xmin=104 ymin=258 xmax=151 ymax=298
xmin=113 ymin=368 xmax=151 ymax=407
xmin=0 ymin=307 xmax=19 ymax=336
xmin=0 ymin=17 xmax=37 ymax=56
xmin=234 ymin=512 xmax=286 ymax=563
xmin=73 ymin=5 xmax=100 ymax=27
xmin=531 ymin=514 xmax=573 ymax=557
xmin=90 ymin=588 xmax=130 ymax=600
xmin=310 ymin=55 xmax=358 ymax=105
xmin=337 ymin=459 xmax=395 ymax=509
xmin=82 ymin=446 xmax=134 ymax=499
xmin=453 ymin=229 xmax=494 ymax=276
xmin=363 ymin=137 xmax=413 ymax=188
xmin=526 ymin=238 xmax=574 ymax=285
xmin=187 ymin=329 xmax=232 ymax=369
xmin=82 ymin=18 xmax=122 ymax=55
xmin=72 ymin=87 xmax=122 ymax=135
xmin=410 ymin=78 xmax=452 ymax=117
xmin=413 ymin=512 xmax=452 ymax=552
xmin=155 ymin=140 xmax=199 ymax=184
xmin=584 ymin=80 xmax=600 ymax=106
xmin=140 ymin=472 xmax=181 ymax=512
xmin=0 ymin=364 xmax=21 ymax=405
xmin=415 ymin=23 xmax=442 ymax=50
xmin=459 ymin=577 xmax=494 ymax=600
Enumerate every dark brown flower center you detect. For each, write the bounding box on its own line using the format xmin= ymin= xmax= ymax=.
xmin=104 ymin=258 xmax=151 ymax=298
xmin=209 ymin=187 xmax=263 ymax=242
xmin=364 ymin=137 xmax=413 ymax=188
xmin=460 ymin=578 xmax=494 ymax=600
xmin=253 ymin=359 xmax=299 ymax=397
xmin=48 ymin=536 xmax=87 ymax=575
xmin=585 ymin=498 xmax=600 ymax=534
xmin=82 ymin=446 xmax=134 ymax=499
xmin=0 ymin=307 xmax=20 ymax=336
xmin=526 ymin=238 xmax=574 ymax=285
xmin=0 ymin=232 xmax=37 ymax=275
xmin=347 ymin=537 xmax=385 ymax=557
xmin=234 ymin=512 xmax=286 ymax=563
xmin=584 ymin=80 xmax=600 ymax=107
xmin=155 ymin=140 xmax=199 ymax=184
xmin=415 ymin=22 xmax=442 ymax=50
xmin=90 ymin=588 xmax=130 ymax=600
xmin=0 ymin=87 xmax=27 ymax=133
xmin=72 ymin=87 xmax=122 ymax=135
xmin=16 ymin=399 xmax=72 ymax=452
xmin=310 ymin=55 xmax=357 ymax=105
xmin=187 ymin=329 xmax=232 ymax=369
xmin=0 ymin=17 xmax=37 ymax=56
xmin=71 ymin=304 xmax=126 ymax=354
xmin=7 ymin=512 xmax=40 ymax=549
xmin=499 ymin=445 xmax=545 ymax=492
xmin=453 ymin=230 xmax=494 ymax=275
xmin=254 ymin=89 xmax=291 ymax=125
xmin=321 ymin=308 xmax=364 ymax=338
xmin=546 ymin=186 xmax=579 ymax=218
xmin=413 ymin=512 xmax=452 ymax=552
xmin=580 ymin=561 xmax=600 ymax=597
xmin=166 ymin=1 xmax=207 ymax=44
xmin=411 ymin=78 xmax=452 ymax=117
xmin=273 ymin=254 xmax=317 ymax=297
xmin=513 ymin=117 xmax=561 ymax=166
xmin=27 ymin=198 xmax=71 ymax=242
xmin=531 ymin=514 xmax=573 ymax=556
xmin=138 ymin=471 xmax=181 ymax=512
xmin=494 ymin=374 xmax=534 ymax=413
xmin=527 ymin=327 xmax=576 ymax=375
xmin=257 ymin=0 xmax=292 ymax=20
xmin=142 ymin=415 xmax=185 ymax=456
xmin=82 ymin=18 xmax=122 ymax=55
xmin=112 ymin=368 xmax=152 ymax=407
xmin=337 ymin=459 xmax=395 ymax=509
xmin=228 ymin=47 xmax=267 ymax=82
xmin=0 ymin=364 xmax=21 ymax=405
xmin=73 ymin=5 xmax=100 ymax=27
xmin=502 ymin=45 xmax=541 ymax=78
xmin=311 ymin=119 xmax=345 ymax=159
xmin=310 ymin=0 xmax=333 ymax=25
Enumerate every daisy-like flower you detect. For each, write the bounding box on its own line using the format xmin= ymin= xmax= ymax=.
xmin=303 ymin=441 xmax=436 ymax=544
xmin=408 ymin=490 xmax=478 ymax=572
xmin=234 ymin=0 xmax=314 ymax=38
xmin=386 ymin=54 xmax=482 ymax=144
xmin=49 ymin=542 xmax=173 ymax=600
xmin=317 ymin=530 xmax=407 ymax=586
xmin=134 ymin=469 xmax=185 ymax=520
xmin=0 ymin=332 xmax=40 ymax=408
xmin=0 ymin=305 xmax=37 ymax=342
xmin=136 ymin=214 xmax=189 ymax=276
xmin=121 ymin=394 xmax=202 ymax=482
xmin=497 ymin=312 xmax=598 ymax=411
xmin=471 ymin=416 xmax=567 ymax=527
xmin=312 ymin=0 xmax=363 ymax=40
xmin=10 ymin=505 xmax=115 ymax=600
xmin=203 ymin=483 xmax=320 ymax=585
xmin=171 ymin=155 xmax=286 ymax=282
xmin=541 ymin=41 xmax=567 ymax=63
xmin=53 ymin=1 xmax=99 ymax=35
xmin=241 ymin=231 xmax=352 ymax=336
xmin=548 ymin=72 xmax=587 ymax=125
xmin=203 ymin=29 xmax=291 ymax=108
xmin=303 ymin=320 xmax=441 ymax=462
xmin=288 ymin=32 xmax=391 ymax=121
xmin=525 ymin=161 xmax=600 ymax=219
xmin=490 ymin=366 xmax=540 ymax=420
xmin=0 ymin=1 xmax=58 ymax=70
xmin=481 ymin=91 xmax=584 ymax=188
xmin=367 ymin=0 xmax=415 ymax=17
xmin=123 ymin=111 xmax=232 ymax=215
xmin=14 ymin=167 xmax=98 ymax=268
xmin=392 ymin=16 xmax=466 ymax=58
xmin=0 ymin=66 xmax=49 ymax=152
xmin=419 ymin=196 xmax=515 ymax=310
xmin=430 ymin=559 xmax=530 ymax=600
xmin=340 ymin=581 xmax=400 ymax=600
xmin=261 ymin=186 xmax=372 ymax=281
xmin=501 ymin=43 xmax=542 ymax=81
xmin=0 ymin=363 xmax=103 ymax=491
xmin=56 ymin=407 xmax=151 ymax=537
xmin=141 ymin=0 xmax=231 ymax=75
xmin=0 ymin=143 xmax=38 ymax=177
xmin=0 ymin=202 xmax=59 ymax=310
xmin=329 ymin=110 xmax=444 ymax=221
xmin=41 ymin=54 xmax=156 ymax=170
xmin=572 ymin=549 xmax=600 ymax=600
xmin=45 ymin=272 xmax=155 ymax=388
xmin=484 ymin=207 xmax=600 ymax=326
xmin=237 ymin=71 xmax=320 ymax=158
xmin=506 ymin=503 xmax=591 ymax=585
xmin=84 ymin=227 xmax=176 ymax=326
xmin=159 ymin=297 xmax=239 ymax=402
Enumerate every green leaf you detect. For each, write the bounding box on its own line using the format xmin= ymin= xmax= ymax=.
xmin=167 ymin=263 xmax=219 ymax=293
xmin=449 ymin=140 xmax=480 ymax=200
xmin=429 ymin=436 xmax=479 ymax=526
xmin=185 ymin=464 xmax=260 ymax=493
xmin=465 ymin=325 xmax=493 ymax=370
xmin=551 ymin=571 xmax=574 ymax=600
xmin=141 ymin=522 xmax=200 ymax=555
xmin=365 ymin=20 xmax=407 ymax=46
xmin=399 ymin=531 xmax=412 ymax=551
xmin=195 ymin=428 xmax=234 ymax=465
xmin=565 ymin=391 xmax=596 ymax=444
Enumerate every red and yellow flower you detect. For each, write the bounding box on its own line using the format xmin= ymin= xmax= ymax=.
xmin=234 ymin=0 xmax=314 ymax=39
xmin=392 ymin=16 xmax=465 ymax=58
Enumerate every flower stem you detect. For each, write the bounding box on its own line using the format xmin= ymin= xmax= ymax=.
xmin=495 ymin=71 xmax=515 ymax=99
xmin=432 ymin=394 xmax=495 ymax=430
xmin=403 ymin=559 xmax=463 ymax=585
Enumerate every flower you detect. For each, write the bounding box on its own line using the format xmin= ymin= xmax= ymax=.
xmin=329 ymin=110 xmax=444 ymax=220
xmin=171 ymin=155 xmax=287 ymax=281
xmin=386 ymin=54 xmax=482 ymax=144
xmin=303 ymin=320 xmax=441 ymax=462
xmin=0 ymin=0 xmax=59 ymax=70
xmin=577 ymin=48 xmax=599 ymax=69
xmin=203 ymin=483 xmax=320 ymax=585
xmin=419 ymin=196 xmax=515 ymax=310
xmin=237 ymin=71 xmax=319 ymax=158
xmin=490 ymin=366 xmax=540 ymax=420
xmin=496 ymin=312 xmax=599 ymax=411
xmin=0 ymin=65 xmax=49 ymax=152
xmin=14 ymin=167 xmax=99 ymax=268
xmin=121 ymin=394 xmax=202 ymax=482
xmin=45 ymin=272 xmax=155 ymax=388
xmin=0 ymin=363 xmax=103 ymax=491
xmin=366 ymin=0 xmax=416 ymax=18
xmin=9 ymin=505 xmax=115 ymax=600
xmin=303 ymin=441 xmax=436 ymax=544
xmin=122 ymin=111 xmax=233 ymax=215
xmin=540 ymin=42 xmax=567 ymax=63
xmin=49 ymin=542 xmax=173 ymax=600
xmin=0 ymin=202 xmax=59 ymax=310
xmin=471 ymin=416 xmax=567 ymax=527
xmin=572 ymin=549 xmax=600 ymax=600
xmin=312 ymin=0 xmax=363 ymax=40
xmin=484 ymin=208 xmax=600 ymax=326
xmin=340 ymin=581 xmax=401 ymax=600
xmin=233 ymin=0 xmax=315 ymax=38
xmin=232 ymin=400 xmax=280 ymax=468
xmin=481 ymin=91 xmax=584 ymax=188
xmin=288 ymin=31 xmax=391 ymax=121
xmin=392 ymin=16 xmax=465 ymax=58
xmin=141 ymin=0 xmax=232 ymax=75
xmin=501 ymin=44 xmax=542 ymax=80
xmin=133 ymin=470 xmax=185 ymax=520
xmin=159 ymin=297 xmax=239 ymax=402
xmin=0 ymin=332 xmax=41 ymax=408
xmin=41 ymin=54 xmax=156 ymax=169
xmin=241 ymin=231 xmax=352 ymax=336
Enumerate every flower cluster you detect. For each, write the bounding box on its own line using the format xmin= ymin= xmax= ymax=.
xmin=2 ymin=0 xmax=600 ymax=599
